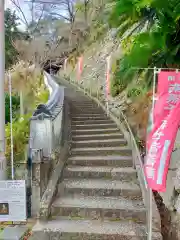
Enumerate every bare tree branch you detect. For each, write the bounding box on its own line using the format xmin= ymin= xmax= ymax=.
xmin=32 ymin=4 xmax=45 ymax=33
xmin=10 ymin=0 xmax=29 ymax=27
xmin=10 ymin=0 xmax=46 ymax=35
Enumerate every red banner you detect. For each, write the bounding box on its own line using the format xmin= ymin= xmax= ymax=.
xmin=106 ymin=56 xmax=111 ymax=97
xmin=77 ymin=56 xmax=83 ymax=80
xmin=145 ymin=71 xmax=180 ymax=192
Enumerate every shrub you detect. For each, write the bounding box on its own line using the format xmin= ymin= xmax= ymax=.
xmin=127 ymin=87 xmax=142 ymax=98
xmin=5 ymin=94 xmax=20 ymax=124
xmin=5 ymin=114 xmax=31 ymax=159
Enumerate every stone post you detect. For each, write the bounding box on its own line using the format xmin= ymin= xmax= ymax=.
xmin=31 ymin=149 xmax=43 ymax=218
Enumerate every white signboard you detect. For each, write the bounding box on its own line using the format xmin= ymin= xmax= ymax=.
xmin=0 ymin=180 xmax=26 ymax=222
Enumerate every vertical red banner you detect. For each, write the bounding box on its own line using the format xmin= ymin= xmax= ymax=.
xmin=106 ymin=56 xmax=111 ymax=97
xmin=145 ymin=71 xmax=180 ymax=192
xmin=77 ymin=56 xmax=83 ymax=80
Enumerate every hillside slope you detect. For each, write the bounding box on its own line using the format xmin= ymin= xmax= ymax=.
xmin=59 ymin=29 xmax=180 ymax=240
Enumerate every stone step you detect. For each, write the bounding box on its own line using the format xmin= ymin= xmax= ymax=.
xmin=73 ymin=106 xmax=101 ymax=110
xmin=72 ymin=139 xmax=127 ymax=148
xmin=32 ymin=219 xmax=162 ymax=239
xmin=72 ymin=115 xmax=109 ymax=121
xmin=51 ymin=195 xmax=146 ymax=223
xmin=62 ymin=179 xmax=142 ymax=200
xmin=71 ymin=146 xmax=132 ymax=156
xmin=72 ymin=113 xmax=108 ymax=117
xmin=63 ymin=166 xmax=136 ymax=180
xmin=71 ymin=109 xmax=105 ymax=114
xmin=72 ymin=128 xmax=120 ymax=135
xmin=72 ymin=105 xmax=102 ymax=110
xmin=71 ymin=101 xmax=100 ymax=105
xmin=72 ymin=133 xmax=124 ymax=141
xmin=68 ymin=155 xmax=133 ymax=167
xmin=72 ymin=123 xmax=117 ymax=130
xmin=72 ymin=119 xmax=113 ymax=125
xmin=71 ymin=101 xmax=96 ymax=105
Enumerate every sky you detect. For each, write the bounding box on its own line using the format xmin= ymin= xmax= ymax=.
xmin=5 ymin=0 xmax=68 ymax=31
xmin=5 ymin=0 xmax=13 ymax=9
xmin=5 ymin=0 xmax=31 ymax=30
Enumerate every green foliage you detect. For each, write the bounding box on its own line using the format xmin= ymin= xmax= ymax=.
xmin=5 ymin=71 xmax=49 ymax=161
xmin=88 ymin=23 xmax=108 ymax=45
xmin=75 ymin=1 xmax=90 ymax=13
xmin=5 ymin=114 xmax=31 ymax=159
xmin=5 ymin=9 xmax=28 ymax=69
xmin=127 ymin=87 xmax=142 ymax=98
xmin=109 ymin=0 xmax=180 ymax=90
xmin=35 ymin=89 xmax=49 ymax=106
xmin=5 ymin=94 xmax=20 ymax=124
xmin=110 ymin=76 xmax=127 ymax=97
xmin=126 ymin=85 xmax=148 ymax=98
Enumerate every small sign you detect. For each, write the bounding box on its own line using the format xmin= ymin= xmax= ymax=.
xmin=0 ymin=180 xmax=26 ymax=222
xmin=0 ymin=203 xmax=9 ymax=215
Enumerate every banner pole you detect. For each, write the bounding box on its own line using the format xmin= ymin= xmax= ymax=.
xmin=152 ymin=67 xmax=157 ymax=115
xmin=8 ymin=73 xmax=14 ymax=180
xmin=106 ymin=56 xmax=111 ymax=116
xmin=147 ymin=67 xmax=157 ymax=240
xmin=147 ymin=188 xmax=152 ymax=240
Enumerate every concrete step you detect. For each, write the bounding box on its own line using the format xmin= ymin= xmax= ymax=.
xmin=62 ymin=179 xmax=142 ymax=200
xmin=72 ymin=139 xmax=127 ymax=148
xmin=72 ymin=105 xmax=103 ymax=110
xmin=72 ymin=109 xmax=105 ymax=114
xmin=73 ymin=106 xmax=102 ymax=111
xmin=72 ymin=113 xmax=107 ymax=117
xmin=72 ymin=123 xmax=117 ymax=130
xmin=32 ymin=219 xmax=162 ymax=239
xmin=71 ymin=146 xmax=132 ymax=156
xmin=68 ymin=155 xmax=133 ymax=167
xmin=72 ymin=133 xmax=124 ymax=141
xmin=71 ymin=102 xmax=99 ymax=106
xmin=63 ymin=166 xmax=137 ymax=180
xmin=71 ymin=101 xmax=96 ymax=105
xmin=51 ymin=195 xmax=146 ymax=223
xmin=72 ymin=128 xmax=120 ymax=135
xmin=72 ymin=119 xmax=113 ymax=125
xmin=72 ymin=115 xmax=109 ymax=121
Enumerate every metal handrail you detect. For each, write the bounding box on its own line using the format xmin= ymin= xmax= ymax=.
xmin=65 ymin=74 xmax=153 ymax=240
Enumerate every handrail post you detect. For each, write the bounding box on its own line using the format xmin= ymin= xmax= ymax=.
xmin=90 ymin=83 xmax=92 ymax=97
xmin=131 ymin=135 xmax=136 ymax=169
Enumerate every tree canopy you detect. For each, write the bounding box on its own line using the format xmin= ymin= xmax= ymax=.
xmin=5 ymin=8 xmax=27 ymax=68
xmin=109 ymin=0 xmax=180 ymax=87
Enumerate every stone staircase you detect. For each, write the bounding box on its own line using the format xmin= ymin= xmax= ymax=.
xmin=32 ymin=96 xmax=162 ymax=239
